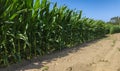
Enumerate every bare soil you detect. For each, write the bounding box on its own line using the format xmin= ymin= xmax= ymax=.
xmin=1 ymin=33 xmax=120 ymax=71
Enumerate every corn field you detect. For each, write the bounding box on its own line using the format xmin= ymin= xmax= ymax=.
xmin=0 ymin=0 xmax=120 ymax=67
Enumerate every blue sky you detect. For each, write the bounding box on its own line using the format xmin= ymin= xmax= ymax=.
xmin=50 ymin=0 xmax=120 ymax=22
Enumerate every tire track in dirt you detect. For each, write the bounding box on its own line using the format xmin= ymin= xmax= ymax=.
xmin=65 ymin=37 xmax=115 ymax=71
xmin=93 ymin=40 xmax=120 ymax=71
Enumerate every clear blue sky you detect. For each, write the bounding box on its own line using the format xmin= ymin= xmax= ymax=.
xmin=50 ymin=0 xmax=120 ymax=22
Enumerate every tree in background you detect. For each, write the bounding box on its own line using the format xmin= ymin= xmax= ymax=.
xmin=109 ymin=16 xmax=120 ymax=25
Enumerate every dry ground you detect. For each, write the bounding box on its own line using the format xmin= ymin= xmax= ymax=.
xmin=1 ymin=33 xmax=120 ymax=71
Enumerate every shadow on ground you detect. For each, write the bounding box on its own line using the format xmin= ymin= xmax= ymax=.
xmin=0 ymin=36 xmax=108 ymax=71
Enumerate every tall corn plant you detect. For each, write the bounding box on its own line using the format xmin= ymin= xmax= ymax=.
xmin=0 ymin=0 xmax=110 ymax=67
xmin=0 ymin=0 xmax=37 ymax=66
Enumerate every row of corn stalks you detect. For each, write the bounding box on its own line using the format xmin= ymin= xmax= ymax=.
xmin=0 ymin=0 xmax=119 ymax=67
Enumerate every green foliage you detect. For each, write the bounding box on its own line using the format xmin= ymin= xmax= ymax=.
xmin=110 ymin=25 xmax=120 ymax=34
xmin=0 ymin=0 xmax=120 ymax=67
xmin=105 ymin=24 xmax=120 ymax=34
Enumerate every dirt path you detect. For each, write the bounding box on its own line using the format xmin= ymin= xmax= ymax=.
xmin=2 ymin=33 xmax=120 ymax=71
